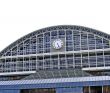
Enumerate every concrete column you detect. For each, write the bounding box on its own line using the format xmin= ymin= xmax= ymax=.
xmin=89 ymin=86 xmax=91 ymax=93
xmin=102 ymin=86 xmax=103 ymax=93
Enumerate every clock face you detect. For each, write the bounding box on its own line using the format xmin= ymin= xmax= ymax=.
xmin=52 ymin=39 xmax=63 ymax=49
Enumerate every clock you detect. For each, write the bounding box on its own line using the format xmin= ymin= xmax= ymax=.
xmin=52 ymin=39 xmax=63 ymax=49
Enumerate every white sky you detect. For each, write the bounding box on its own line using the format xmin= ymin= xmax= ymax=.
xmin=0 ymin=0 xmax=110 ymax=51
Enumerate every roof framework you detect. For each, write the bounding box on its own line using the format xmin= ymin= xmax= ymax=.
xmin=1 ymin=25 xmax=110 ymax=56
xmin=22 ymin=69 xmax=91 ymax=80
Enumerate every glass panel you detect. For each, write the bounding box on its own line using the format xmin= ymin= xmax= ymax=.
xmin=74 ymin=53 xmax=81 ymax=68
xmin=81 ymin=32 xmax=88 ymax=50
xmin=96 ymin=36 xmax=103 ymax=49
xmin=83 ymin=87 xmax=89 ymax=93
xmin=59 ymin=30 xmax=65 ymax=38
xmin=82 ymin=53 xmax=89 ymax=67
xmin=91 ymin=86 xmax=102 ymax=93
xmin=51 ymin=31 xmax=57 ymax=39
xmin=73 ymin=31 xmax=80 ymax=51
xmin=89 ymin=52 xmax=96 ymax=67
xmin=103 ymin=39 xmax=110 ymax=48
xmin=103 ymin=86 xmax=110 ymax=93
xmin=97 ymin=52 xmax=104 ymax=67
xmin=88 ymin=34 xmax=95 ymax=50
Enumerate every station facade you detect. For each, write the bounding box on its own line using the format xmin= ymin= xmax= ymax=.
xmin=0 ymin=25 xmax=110 ymax=93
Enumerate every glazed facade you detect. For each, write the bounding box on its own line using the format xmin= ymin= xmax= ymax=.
xmin=0 ymin=25 xmax=110 ymax=93
xmin=0 ymin=26 xmax=110 ymax=73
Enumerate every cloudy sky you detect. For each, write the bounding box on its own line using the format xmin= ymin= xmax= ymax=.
xmin=0 ymin=0 xmax=110 ymax=51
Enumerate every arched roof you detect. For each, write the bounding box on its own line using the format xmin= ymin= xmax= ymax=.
xmin=0 ymin=25 xmax=110 ymax=56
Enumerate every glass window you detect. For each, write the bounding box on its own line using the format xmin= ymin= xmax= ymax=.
xmin=73 ymin=32 xmax=80 ymax=51
xmin=66 ymin=54 xmax=73 ymax=68
xmin=66 ymin=30 xmax=72 ymax=35
xmin=66 ymin=35 xmax=72 ymax=40
xmin=83 ymin=87 xmax=89 ymax=93
xmin=90 ymin=86 xmax=102 ymax=93
xmin=59 ymin=30 xmax=65 ymax=35
xmin=82 ymin=53 xmax=89 ymax=67
xmin=37 ymin=34 xmax=43 ymax=37
xmin=66 ymin=41 xmax=73 ymax=46
xmin=103 ymin=86 xmax=110 ymax=93
xmin=44 ymin=32 xmax=50 ymax=42
xmin=88 ymin=34 xmax=95 ymax=50
xmin=74 ymin=54 xmax=81 ymax=68
xmin=37 ymin=38 xmax=43 ymax=43
xmin=31 ymin=36 xmax=36 ymax=44
xmin=97 ymin=52 xmax=104 ymax=67
xmin=66 ymin=47 xmax=73 ymax=51
xmin=103 ymin=39 xmax=110 ymax=48
xmin=51 ymin=31 xmax=57 ymax=36
xmin=96 ymin=36 xmax=103 ymax=49
xmin=89 ymin=52 xmax=96 ymax=67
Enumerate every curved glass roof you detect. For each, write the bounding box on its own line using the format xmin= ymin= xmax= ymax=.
xmin=0 ymin=25 xmax=110 ymax=79
xmin=0 ymin=25 xmax=110 ymax=56
xmin=0 ymin=25 xmax=110 ymax=78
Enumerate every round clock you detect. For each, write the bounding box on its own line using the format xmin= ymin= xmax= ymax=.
xmin=52 ymin=39 xmax=63 ymax=49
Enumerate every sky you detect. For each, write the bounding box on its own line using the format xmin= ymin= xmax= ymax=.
xmin=0 ymin=0 xmax=110 ymax=51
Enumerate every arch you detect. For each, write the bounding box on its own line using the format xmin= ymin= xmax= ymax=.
xmin=0 ymin=25 xmax=110 ymax=56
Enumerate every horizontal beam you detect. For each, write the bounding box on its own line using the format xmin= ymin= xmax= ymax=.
xmin=0 ymin=71 xmax=36 ymax=76
xmin=82 ymin=67 xmax=110 ymax=71
xmin=1 ymin=48 xmax=110 ymax=59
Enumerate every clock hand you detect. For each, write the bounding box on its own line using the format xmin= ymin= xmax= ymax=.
xmin=57 ymin=43 xmax=60 ymax=47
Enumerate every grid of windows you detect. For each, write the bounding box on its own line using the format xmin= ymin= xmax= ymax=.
xmin=0 ymin=51 xmax=110 ymax=72
xmin=0 ymin=27 xmax=110 ymax=74
xmin=83 ymin=86 xmax=110 ymax=93
xmin=1 ymin=30 xmax=110 ymax=56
